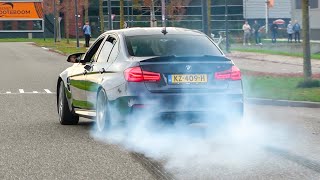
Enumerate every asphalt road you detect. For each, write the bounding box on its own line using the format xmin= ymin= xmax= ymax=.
xmin=0 ymin=43 xmax=155 ymax=180
xmin=0 ymin=42 xmax=320 ymax=180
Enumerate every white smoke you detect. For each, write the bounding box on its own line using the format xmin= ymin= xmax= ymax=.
xmin=89 ymin=96 xmax=293 ymax=179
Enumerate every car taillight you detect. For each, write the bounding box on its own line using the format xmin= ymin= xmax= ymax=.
xmin=215 ymin=66 xmax=241 ymax=80
xmin=124 ymin=67 xmax=161 ymax=82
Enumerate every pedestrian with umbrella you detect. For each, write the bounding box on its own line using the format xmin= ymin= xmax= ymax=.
xmin=270 ymin=21 xmax=279 ymax=44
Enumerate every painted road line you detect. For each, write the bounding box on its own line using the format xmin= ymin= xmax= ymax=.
xmin=0 ymin=92 xmax=56 ymax=95
xmin=44 ymin=89 xmax=52 ymax=94
xmin=0 ymin=89 xmax=56 ymax=95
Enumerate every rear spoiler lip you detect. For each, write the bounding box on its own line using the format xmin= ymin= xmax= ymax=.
xmin=131 ymin=55 xmax=231 ymax=63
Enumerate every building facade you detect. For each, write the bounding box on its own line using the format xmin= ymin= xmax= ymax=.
xmin=244 ymin=0 xmax=292 ymax=20
xmin=101 ymin=0 xmax=244 ymax=35
xmin=291 ymin=0 xmax=320 ymax=40
xmin=244 ymin=0 xmax=320 ymax=40
xmin=243 ymin=0 xmax=292 ymax=36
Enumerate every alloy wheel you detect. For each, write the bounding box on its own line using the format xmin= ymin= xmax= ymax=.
xmin=96 ymin=91 xmax=108 ymax=132
xmin=58 ymin=83 xmax=64 ymax=123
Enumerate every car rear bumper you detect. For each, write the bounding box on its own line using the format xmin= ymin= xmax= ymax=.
xmin=115 ymin=93 xmax=243 ymax=115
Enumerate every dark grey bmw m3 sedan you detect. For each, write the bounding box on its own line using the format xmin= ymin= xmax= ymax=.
xmin=57 ymin=27 xmax=243 ymax=132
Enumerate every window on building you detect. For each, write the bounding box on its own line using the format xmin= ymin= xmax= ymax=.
xmin=18 ymin=21 xmax=27 ymax=30
xmin=3 ymin=21 xmax=12 ymax=30
xmin=296 ymin=0 xmax=318 ymax=9
xmin=101 ymin=0 xmax=244 ymax=32
xmin=310 ymin=0 xmax=319 ymax=8
xmin=296 ymin=0 xmax=300 ymax=9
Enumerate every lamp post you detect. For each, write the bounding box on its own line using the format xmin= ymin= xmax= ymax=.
xmin=225 ymin=0 xmax=229 ymax=52
xmin=131 ymin=0 xmax=133 ymax=27
xmin=161 ymin=0 xmax=166 ymax=28
xmin=265 ymin=0 xmax=269 ymax=34
xmin=266 ymin=0 xmax=270 ymax=35
xmin=53 ymin=0 xmax=56 ymax=43
xmin=150 ymin=0 xmax=156 ymax=27
xmin=108 ymin=0 xmax=112 ymax=30
xmin=202 ymin=0 xmax=209 ymax=35
xmin=127 ymin=0 xmax=130 ymax=27
xmin=58 ymin=17 xmax=62 ymax=42
xmin=75 ymin=0 xmax=79 ymax=48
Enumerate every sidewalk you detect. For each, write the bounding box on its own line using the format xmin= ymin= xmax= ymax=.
xmin=227 ymin=51 xmax=320 ymax=74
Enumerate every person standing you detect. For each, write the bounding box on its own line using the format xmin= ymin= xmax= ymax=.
xmin=83 ymin=21 xmax=91 ymax=47
xmin=252 ymin=20 xmax=262 ymax=45
xmin=293 ymin=20 xmax=301 ymax=43
xmin=242 ymin=21 xmax=251 ymax=46
xmin=270 ymin=21 xmax=279 ymax=44
xmin=287 ymin=21 xmax=294 ymax=43
xmin=124 ymin=21 xmax=129 ymax=28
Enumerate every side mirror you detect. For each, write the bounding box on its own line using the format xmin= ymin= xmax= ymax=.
xmin=67 ymin=53 xmax=85 ymax=63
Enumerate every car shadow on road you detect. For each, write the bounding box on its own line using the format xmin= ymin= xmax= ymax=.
xmin=77 ymin=120 xmax=94 ymax=130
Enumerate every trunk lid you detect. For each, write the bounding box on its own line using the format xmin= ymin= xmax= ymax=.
xmin=136 ymin=56 xmax=234 ymax=93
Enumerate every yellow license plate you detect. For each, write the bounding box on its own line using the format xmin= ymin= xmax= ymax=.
xmin=168 ymin=74 xmax=208 ymax=84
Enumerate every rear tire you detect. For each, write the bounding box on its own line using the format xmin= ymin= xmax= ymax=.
xmin=58 ymin=82 xmax=79 ymax=125
xmin=96 ymin=89 xmax=110 ymax=132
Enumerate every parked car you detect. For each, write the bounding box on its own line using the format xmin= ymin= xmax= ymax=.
xmin=57 ymin=27 xmax=243 ymax=132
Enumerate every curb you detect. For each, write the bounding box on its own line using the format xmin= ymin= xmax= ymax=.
xmin=245 ymin=98 xmax=320 ymax=108
xmin=31 ymin=43 xmax=68 ymax=56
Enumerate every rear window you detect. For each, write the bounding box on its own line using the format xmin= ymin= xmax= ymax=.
xmin=125 ymin=34 xmax=223 ymax=57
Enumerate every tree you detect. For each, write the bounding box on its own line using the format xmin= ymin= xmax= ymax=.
xmin=65 ymin=0 xmax=70 ymax=43
xmin=302 ymin=0 xmax=312 ymax=82
xmin=120 ymin=0 xmax=125 ymax=28
xmin=133 ymin=0 xmax=192 ymax=27
xmin=99 ymin=0 xmax=104 ymax=33
xmin=84 ymin=0 xmax=89 ymax=22
xmin=167 ymin=0 xmax=192 ymax=22
xmin=55 ymin=0 xmax=61 ymax=42
xmin=44 ymin=0 xmax=85 ymax=40
xmin=43 ymin=0 xmax=54 ymax=14
xmin=132 ymin=0 xmax=157 ymax=27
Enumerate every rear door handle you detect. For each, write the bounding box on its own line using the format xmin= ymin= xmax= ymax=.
xmin=83 ymin=70 xmax=87 ymax=75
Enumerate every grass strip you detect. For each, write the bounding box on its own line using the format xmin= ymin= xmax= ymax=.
xmin=0 ymin=38 xmax=87 ymax=55
xmin=243 ymin=75 xmax=320 ymax=102
xmin=34 ymin=39 xmax=87 ymax=55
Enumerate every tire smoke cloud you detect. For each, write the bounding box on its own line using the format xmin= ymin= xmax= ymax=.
xmin=90 ymin=97 xmax=293 ymax=179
